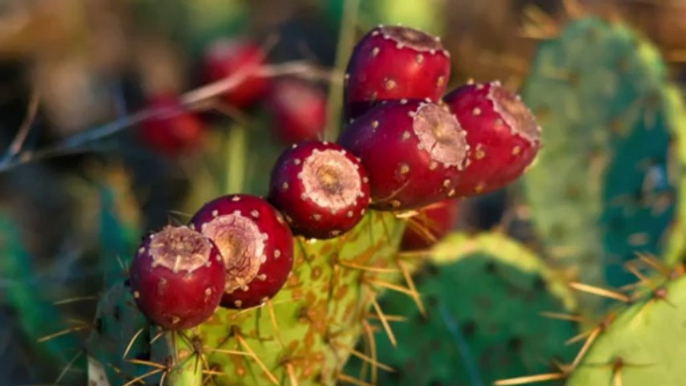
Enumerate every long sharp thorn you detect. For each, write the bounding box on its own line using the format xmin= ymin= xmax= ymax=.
xmin=493 ymin=372 xmax=567 ymax=385
xmin=625 ymin=264 xmax=653 ymax=289
xmin=540 ymin=312 xmax=586 ymax=323
xmin=366 ymin=278 xmax=417 ymax=298
xmin=363 ymin=320 xmax=378 ymax=384
xmin=159 ymin=371 xmax=168 ymax=386
xmin=286 ymin=363 xmax=299 ymax=386
xmin=122 ymin=368 xmax=164 ymax=386
xmin=636 ymin=252 xmax=671 ymax=276
xmin=371 ymin=297 xmax=396 ymax=347
xmin=336 ymin=373 xmax=375 ymax=386
xmin=367 ymin=314 xmax=408 ymax=322
xmin=566 ymin=329 xmax=592 ymax=345
xmin=336 ymin=344 xmax=395 ymax=372
xmin=38 ymin=324 xmax=91 ymax=343
xmin=569 ymin=282 xmax=631 ymax=303
xmin=572 ymin=328 xmax=601 ymax=369
xmin=236 ymin=334 xmax=279 ymax=385
xmin=396 ymin=260 xmax=425 ymax=315
xmin=337 ymin=260 xmax=401 ymax=273
xmin=126 ymin=359 xmax=167 ymax=369
xmin=613 ymin=369 xmax=622 ymax=386
xmin=150 ymin=329 xmax=166 ymax=344
xmin=53 ymin=295 xmax=98 ymax=305
xmin=267 ymin=300 xmax=285 ymax=349
xmin=204 ymin=348 xmax=251 ymax=356
xmin=123 ymin=328 xmax=145 ymax=360
xmin=54 ymin=350 xmax=84 ymax=385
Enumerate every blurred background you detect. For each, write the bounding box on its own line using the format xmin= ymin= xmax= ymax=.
xmin=0 ymin=0 xmax=685 ymax=384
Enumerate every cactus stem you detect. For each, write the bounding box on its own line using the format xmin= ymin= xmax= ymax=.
xmin=493 ymin=372 xmax=567 ymax=386
xmin=569 ymin=282 xmax=632 ymax=303
xmin=370 ymin=297 xmax=397 ymax=347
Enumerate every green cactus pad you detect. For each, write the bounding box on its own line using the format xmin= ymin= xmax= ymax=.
xmin=566 ymin=270 xmax=686 ymax=386
xmin=345 ymin=232 xmax=578 ymax=386
xmin=0 ymin=215 xmax=82 ymax=378
xmin=522 ymin=17 xmax=686 ymax=298
xmin=88 ymin=211 xmax=406 ymax=386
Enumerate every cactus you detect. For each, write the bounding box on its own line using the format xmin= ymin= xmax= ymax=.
xmin=564 ymin=263 xmax=686 ymax=386
xmin=344 ymin=232 xmax=578 ymax=385
xmin=521 ymin=17 xmax=686 ymax=299
xmin=87 ymin=210 xmax=409 ymax=385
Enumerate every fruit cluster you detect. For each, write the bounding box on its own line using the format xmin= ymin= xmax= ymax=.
xmin=128 ymin=25 xmax=542 ymax=332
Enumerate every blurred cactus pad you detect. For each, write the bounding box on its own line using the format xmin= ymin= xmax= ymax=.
xmin=521 ymin=17 xmax=686 ymax=299
xmin=345 ymin=232 xmax=578 ymax=386
xmin=87 ymin=211 xmax=413 ymax=385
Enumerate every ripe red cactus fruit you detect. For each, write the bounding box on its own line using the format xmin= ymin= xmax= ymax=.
xmin=401 ymin=199 xmax=460 ymax=251
xmin=202 ymin=39 xmax=269 ymax=109
xmin=138 ymin=95 xmax=206 ymax=155
xmin=443 ymin=81 xmax=542 ymax=196
xmin=344 ymin=25 xmax=451 ymax=120
xmin=338 ymin=100 xmax=468 ymax=211
xmin=268 ymin=141 xmax=370 ymax=239
xmin=266 ymin=78 xmax=327 ymax=144
xmin=128 ymin=225 xmax=226 ymax=330
xmin=189 ymin=194 xmax=294 ymax=309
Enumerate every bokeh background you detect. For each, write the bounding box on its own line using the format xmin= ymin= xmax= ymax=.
xmin=1 ymin=0 xmax=685 ymax=384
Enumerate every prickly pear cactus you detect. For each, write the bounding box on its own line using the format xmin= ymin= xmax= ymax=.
xmin=565 ymin=265 xmax=686 ymax=386
xmin=88 ymin=211 xmax=407 ymax=385
xmin=345 ymin=232 xmax=578 ymax=386
xmin=521 ymin=17 xmax=686 ymax=296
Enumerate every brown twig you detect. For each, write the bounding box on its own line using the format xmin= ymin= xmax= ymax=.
xmin=0 ymin=61 xmax=335 ymax=173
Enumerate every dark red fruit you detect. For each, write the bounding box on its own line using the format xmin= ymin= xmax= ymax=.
xmin=338 ymin=100 xmax=468 ymax=211
xmin=189 ymin=194 xmax=294 ymax=309
xmin=203 ymin=39 xmax=269 ymax=109
xmin=344 ymin=25 xmax=451 ymax=120
xmin=129 ymin=225 xmax=226 ymax=330
xmin=138 ymin=95 xmax=205 ymax=155
xmin=266 ymin=78 xmax=327 ymax=144
xmin=401 ymin=199 xmax=460 ymax=251
xmin=268 ymin=141 xmax=370 ymax=239
xmin=443 ymin=81 xmax=541 ymax=196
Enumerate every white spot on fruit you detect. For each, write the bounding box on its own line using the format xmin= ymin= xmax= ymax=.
xmin=402 ymin=131 xmax=411 ymax=140
xmin=372 ymin=120 xmax=379 ymax=129
xmin=275 ymin=249 xmax=281 ymax=259
xmin=416 ymin=54 xmax=424 ymax=64
xmin=282 ymin=182 xmax=289 ymax=190
xmin=398 ymin=163 xmax=410 ymax=174
xmin=251 ymin=210 xmax=259 ymax=219
xmin=385 ymin=78 xmax=396 ymax=90
xmin=472 ymin=108 xmax=481 ymax=116
xmin=400 ymin=99 xmax=408 ymax=104
xmin=313 ymin=214 xmax=322 ymax=221
xmin=232 ymin=196 xmax=240 ymax=202
xmin=133 ymin=291 xmax=140 ymax=298
xmin=234 ymin=300 xmax=242 ymax=308
xmin=347 ymin=211 xmax=353 ymax=218
xmin=294 ymin=159 xmax=301 ymax=165
xmin=512 ymin=146 xmax=521 ymax=155
xmin=257 ymin=274 xmax=267 ymax=281
xmin=372 ymin=47 xmax=380 ymax=56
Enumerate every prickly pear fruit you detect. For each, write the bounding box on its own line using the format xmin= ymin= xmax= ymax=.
xmin=138 ymin=95 xmax=206 ymax=155
xmin=344 ymin=25 xmax=451 ymax=119
xmin=443 ymin=81 xmax=541 ymax=196
xmin=267 ymin=77 xmax=327 ymax=144
xmin=401 ymin=198 xmax=460 ymax=251
xmin=338 ymin=100 xmax=468 ymax=211
xmin=268 ymin=141 xmax=370 ymax=239
xmin=202 ymin=39 xmax=269 ymax=109
xmin=189 ymin=194 xmax=294 ymax=309
xmin=129 ymin=225 xmax=226 ymax=330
